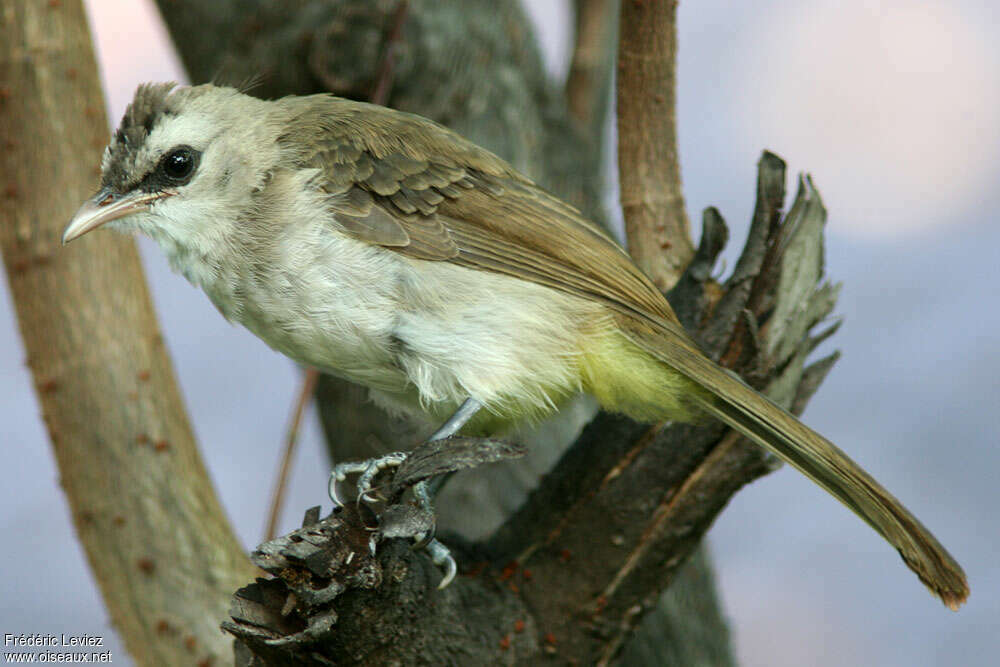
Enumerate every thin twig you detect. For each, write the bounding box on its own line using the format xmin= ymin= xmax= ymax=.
xmin=264 ymin=368 xmax=320 ymax=541
xmin=565 ymin=0 xmax=616 ymax=128
xmin=370 ymin=0 xmax=410 ymax=106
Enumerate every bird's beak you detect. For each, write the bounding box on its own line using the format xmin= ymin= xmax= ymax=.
xmin=62 ymin=188 xmax=172 ymax=244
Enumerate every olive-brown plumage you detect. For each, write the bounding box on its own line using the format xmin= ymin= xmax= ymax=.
xmin=64 ymin=83 xmax=968 ymax=609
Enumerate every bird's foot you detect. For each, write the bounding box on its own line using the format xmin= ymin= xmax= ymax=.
xmin=328 ymin=451 xmax=408 ymax=507
xmin=327 ymin=427 xmax=527 ymax=590
xmin=329 ymin=452 xmax=457 ymax=588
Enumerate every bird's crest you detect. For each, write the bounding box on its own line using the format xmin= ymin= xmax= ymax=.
xmin=102 ymin=82 xmax=178 ymax=191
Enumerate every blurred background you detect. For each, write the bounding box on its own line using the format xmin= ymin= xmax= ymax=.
xmin=1 ymin=0 xmax=997 ymax=665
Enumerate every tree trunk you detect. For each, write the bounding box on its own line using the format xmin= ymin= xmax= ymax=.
xmin=0 ymin=2 xmax=255 ymax=664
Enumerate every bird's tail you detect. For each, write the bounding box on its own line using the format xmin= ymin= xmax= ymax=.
xmin=622 ymin=320 xmax=969 ymax=609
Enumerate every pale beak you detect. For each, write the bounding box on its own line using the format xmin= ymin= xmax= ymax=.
xmin=62 ymin=188 xmax=173 ymax=244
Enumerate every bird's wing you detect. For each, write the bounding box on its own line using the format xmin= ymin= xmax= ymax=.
xmin=277 ymin=95 xmax=685 ymax=333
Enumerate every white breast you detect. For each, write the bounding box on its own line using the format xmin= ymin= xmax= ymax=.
xmin=221 ymin=221 xmax=412 ymax=395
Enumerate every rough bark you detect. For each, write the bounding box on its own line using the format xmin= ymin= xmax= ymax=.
xmin=0 ymin=2 xmax=255 ymax=665
xmin=616 ymin=0 xmax=694 ymax=290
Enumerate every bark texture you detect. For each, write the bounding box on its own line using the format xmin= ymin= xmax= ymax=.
xmin=616 ymin=0 xmax=694 ymax=290
xmin=0 ymin=2 xmax=254 ymax=665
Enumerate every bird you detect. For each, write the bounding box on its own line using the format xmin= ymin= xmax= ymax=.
xmin=63 ymin=82 xmax=968 ymax=608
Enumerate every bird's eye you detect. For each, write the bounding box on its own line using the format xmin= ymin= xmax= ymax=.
xmin=160 ymin=146 xmax=198 ymax=183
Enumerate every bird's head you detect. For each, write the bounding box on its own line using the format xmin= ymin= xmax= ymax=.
xmin=63 ymin=83 xmax=282 ymax=254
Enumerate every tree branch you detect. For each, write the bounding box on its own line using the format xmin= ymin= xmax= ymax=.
xmin=0 ymin=2 xmax=255 ymax=664
xmin=566 ymin=0 xmax=619 ymax=135
xmin=616 ymin=0 xmax=694 ymax=290
xmin=264 ymin=368 xmax=319 ymax=541
xmin=151 ymin=0 xmax=258 ymax=84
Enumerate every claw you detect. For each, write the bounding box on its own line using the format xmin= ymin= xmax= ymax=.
xmin=427 ymin=539 xmax=457 ymax=589
xmin=328 ymin=472 xmax=346 ymax=509
xmin=357 ymin=488 xmax=379 ymax=506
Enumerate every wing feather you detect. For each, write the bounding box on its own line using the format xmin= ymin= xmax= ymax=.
xmin=278 ymin=95 xmax=681 ymax=330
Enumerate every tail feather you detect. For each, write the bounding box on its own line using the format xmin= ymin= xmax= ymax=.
xmin=623 ymin=320 xmax=969 ymax=609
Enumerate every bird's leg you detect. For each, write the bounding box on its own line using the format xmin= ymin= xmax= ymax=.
xmin=410 ymin=396 xmax=484 ymax=507
xmin=328 ymin=398 xmax=483 ymax=507
xmin=426 ymin=396 xmax=484 ymax=441
xmin=327 ymin=398 xmax=483 ymax=588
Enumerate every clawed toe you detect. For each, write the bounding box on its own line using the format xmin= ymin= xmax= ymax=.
xmin=426 ymin=539 xmax=457 ymax=589
xmin=328 ymin=452 xmax=407 ymax=509
xmin=329 ymin=453 xmax=455 ymax=588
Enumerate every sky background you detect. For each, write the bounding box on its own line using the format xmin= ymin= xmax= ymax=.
xmin=1 ymin=1 xmax=997 ymax=665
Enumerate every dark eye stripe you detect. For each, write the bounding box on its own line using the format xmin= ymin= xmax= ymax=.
xmin=133 ymin=145 xmax=201 ymax=193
